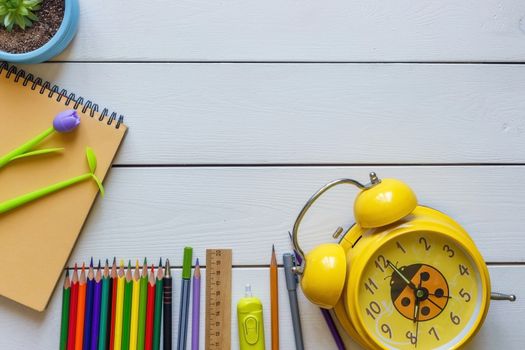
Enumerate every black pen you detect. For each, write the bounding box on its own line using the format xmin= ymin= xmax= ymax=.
xmin=163 ymin=259 xmax=173 ymax=350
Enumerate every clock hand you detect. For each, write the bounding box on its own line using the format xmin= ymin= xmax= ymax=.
xmin=426 ymin=295 xmax=445 ymax=311
xmin=413 ymin=276 xmax=423 ymax=347
xmin=428 ymin=292 xmax=451 ymax=299
xmin=387 ymin=260 xmax=417 ymax=290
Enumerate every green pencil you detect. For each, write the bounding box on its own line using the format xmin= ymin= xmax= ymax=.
xmin=60 ymin=269 xmax=71 ymax=350
xmin=122 ymin=261 xmax=133 ymax=350
xmin=98 ymin=260 xmax=110 ymax=350
xmin=153 ymin=259 xmax=164 ymax=350
xmin=137 ymin=258 xmax=149 ymax=349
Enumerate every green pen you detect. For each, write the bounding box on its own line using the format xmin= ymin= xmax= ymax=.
xmin=237 ymin=284 xmax=265 ymax=350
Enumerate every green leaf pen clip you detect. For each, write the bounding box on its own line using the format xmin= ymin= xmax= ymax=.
xmin=237 ymin=284 xmax=265 ymax=350
xmin=0 ymin=147 xmax=104 ymax=214
xmin=0 ymin=110 xmax=80 ymax=170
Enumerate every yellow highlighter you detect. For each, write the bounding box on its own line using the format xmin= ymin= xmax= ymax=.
xmin=237 ymin=284 xmax=265 ymax=350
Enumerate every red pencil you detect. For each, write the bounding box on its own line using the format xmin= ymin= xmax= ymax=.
xmin=144 ymin=265 xmax=156 ymax=350
xmin=109 ymin=258 xmax=118 ymax=350
xmin=67 ymin=264 xmax=79 ymax=350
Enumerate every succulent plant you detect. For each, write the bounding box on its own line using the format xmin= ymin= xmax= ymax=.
xmin=0 ymin=0 xmax=42 ymax=31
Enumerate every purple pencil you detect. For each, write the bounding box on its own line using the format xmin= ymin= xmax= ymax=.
xmin=90 ymin=262 xmax=103 ymax=350
xmin=320 ymin=308 xmax=346 ymax=350
xmin=191 ymin=259 xmax=201 ymax=350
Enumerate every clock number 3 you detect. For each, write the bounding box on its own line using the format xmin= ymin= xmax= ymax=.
xmin=443 ymin=244 xmax=455 ymax=257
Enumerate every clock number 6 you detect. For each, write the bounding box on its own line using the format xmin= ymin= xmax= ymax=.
xmin=450 ymin=312 xmax=461 ymax=325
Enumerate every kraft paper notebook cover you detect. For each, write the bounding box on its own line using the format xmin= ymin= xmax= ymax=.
xmin=0 ymin=63 xmax=127 ymax=311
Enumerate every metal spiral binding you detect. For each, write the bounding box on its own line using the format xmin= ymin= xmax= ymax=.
xmin=0 ymin=62 xmax=124 ymax=129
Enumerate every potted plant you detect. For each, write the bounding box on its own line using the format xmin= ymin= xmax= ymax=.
xmin=0 ymin=0 xmax=79 ymax=64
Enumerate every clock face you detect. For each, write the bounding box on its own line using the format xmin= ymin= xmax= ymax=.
xmin=354 ymin=231 xmax=484 ymax=350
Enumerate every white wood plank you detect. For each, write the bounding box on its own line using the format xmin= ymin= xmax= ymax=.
xmin=0 ymin=266 xmax=520 ymax=349
xmin=20 ymin=63 xmax=525 ymax=164
xmin=50 ymin=0 xmax=525 ymax=62
xmin=69 ymin=166 xmax=525 ymax=264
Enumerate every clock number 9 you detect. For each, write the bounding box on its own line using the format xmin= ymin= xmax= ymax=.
xmin=365 ymin=301 xmax=381 ymax=320
xmin=450 ymin=312 xmax=461 ymax=325
xmin=443 ymin=244 xmax=455 ymax=257
xmin=381 ymin=324 xmax=392 ymax=338
xmin=419 ymin=237 xmax=431 ymax=251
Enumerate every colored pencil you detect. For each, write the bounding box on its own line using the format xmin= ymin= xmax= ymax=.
xmin=98 ymin=260 xmax=111 ymax=350
xmin=91 ymin=262 xmax=103 ymax=350
xmin=163 ymin=259 xmax=173 ymax=350
xmin=75 ymin=263 xmax=87 ymax=350
xmin=114 ymin=261 xmax=126 ymax=350
xmin=153 ymin=259 xmax=164 ymax=350
xmin=191 ymin=259 xmax=201 ymax=350
xmin=145 ymin=266 xmax=156 ymax=350
xmin=122 ymin=261 xmax=134 ymax=350
xmin=84 ymin=258 xmax=95 ymax=350
xmin=109 ymin=258 xmax=118 ymax=350
xmin=138 ymin=258 xmax=149 ymax=349
xmin=320 ymin=308 xmax=346 ymax=350
xmin=177 ymin=248 xmax=192 ymax=350
xmin=270 ymin=245 xmax=279 ymax=350
xmin=67 ymin=264 xmax=79 ymax=350
xmin=60 ymin=269 xmax=71 ymax=350
xmin=130 ymin=260 xmax=142 ymax=350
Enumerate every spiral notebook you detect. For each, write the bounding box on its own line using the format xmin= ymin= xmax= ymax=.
xmin=0 ymin=63 xmax=127 ymax=311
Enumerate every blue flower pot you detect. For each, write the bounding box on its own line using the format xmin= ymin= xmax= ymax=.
xmin=0 ymin=0 xmax=80 ymax=64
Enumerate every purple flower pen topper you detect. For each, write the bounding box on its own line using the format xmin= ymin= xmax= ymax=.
xmin=0 ymin=110 xmax=80 ymax=169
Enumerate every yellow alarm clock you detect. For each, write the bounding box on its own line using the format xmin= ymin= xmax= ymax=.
xmin=291 ymin=173 xmax=515 ymax=350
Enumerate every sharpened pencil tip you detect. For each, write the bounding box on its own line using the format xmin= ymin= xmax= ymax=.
xmin=158 ymin=258 xmax=163 ymax=268
xmin=196 ymin=258 xmax=199 ymax=266
xmin=120 ymin=260 xmax=124 ymax=268
xmin=65 ymin=269 xmax=69 ymax=277
xmin=113 ymin=257 xmax=116 ymax=264
xmin=128 ymin=260 xmax=132 ymax=269
xmin=135 ymin=259 xmax=140 ymax=269
xmin=143 ymin=257 xmax=147 ymax=265
xmin=165 ymin=259 xmax=171 ymax=277
xmin=97 ymin=260 xmax=101 ymax=269
xmin=90 ymin=257 xmax=93 ymax=268
xmin=272 ymin=244 xmax=275 ymax=252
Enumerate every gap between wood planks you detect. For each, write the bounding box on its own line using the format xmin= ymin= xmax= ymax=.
xmin=48 ymin=61 xmax=525 ymax=65
xmin=112 ymin=163 xmax=525 ymax=168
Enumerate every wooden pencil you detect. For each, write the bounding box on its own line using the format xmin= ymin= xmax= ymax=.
xmin=137 ymin=258 xmax=149 ymax=349
xmin=60 ymin=269 xmax=71 ymax=350
xmin=130 ymin=260 xmax=141 ymax=350
xmin=84 ymin=258 xmax=96 ymax=350
xmin=113 ymin=261 xmax=126 ymax=350
xmin=109 ymin=258 xmax=118 ymax=350
xmin=91 ymin=261 xmax=103 ymax=350
xmin=122 ymin=261 xmax=134 ymax=350
xmin=153 ymin=259 xmax=164 ymax=350
xmin=67 ymin=264 xmax=79 ymax=350
xmin=270 ymin=245 xmax=279 ymax=350
xmin=75 ymin=263 xmax=87 ymax=350
xmin=145 ymin=266 xmax=156 ymax=350
xmin=98 ymin=260 xmax=111 ymax=350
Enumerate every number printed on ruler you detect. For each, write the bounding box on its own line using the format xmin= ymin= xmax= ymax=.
xmin=205 ymin=249 xmax=232 ymax=350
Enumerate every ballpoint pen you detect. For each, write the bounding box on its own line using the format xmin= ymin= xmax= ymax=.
xmin=177 ymin=247 xmax=193 ymax=350
xmin=283 ymin=253 xmax=304 ymax=350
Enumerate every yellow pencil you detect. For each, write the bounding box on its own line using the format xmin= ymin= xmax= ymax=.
xmin=114 ymin=260 xmax=126 ymax=350
xmin=129 ymin=260 xmax=142 ymax=350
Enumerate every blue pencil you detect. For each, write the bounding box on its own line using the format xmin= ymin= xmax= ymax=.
xmin=83 ymin=258 xmax=95 ymax=350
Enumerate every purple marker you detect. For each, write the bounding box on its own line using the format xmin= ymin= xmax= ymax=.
xmin=191 ymin=259 xmax=201 ymax=350
xmin=90 ymin=262 xmax=103 ymax=350
xmin=321 ymin=308 xmax=346 ymax=350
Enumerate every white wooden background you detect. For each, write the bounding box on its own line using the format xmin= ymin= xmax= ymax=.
xmin=1 ymin=0 xmax=525 ymax=348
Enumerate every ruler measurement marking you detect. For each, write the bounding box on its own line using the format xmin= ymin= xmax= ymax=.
xmin=205 ymin=249 xmax=232 ymax=350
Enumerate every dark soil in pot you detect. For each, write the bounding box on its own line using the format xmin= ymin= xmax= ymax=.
xmin=0 ymin=0 xmax=65 ymax=54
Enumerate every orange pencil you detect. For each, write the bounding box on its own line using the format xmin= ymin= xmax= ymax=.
xmin=75 ymin=263 xmax=87 ymax=350
xmin=67 ymin=264 xmax=79 ymax=350
xmin=270 ymin=245 xmax=279 ymax=350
